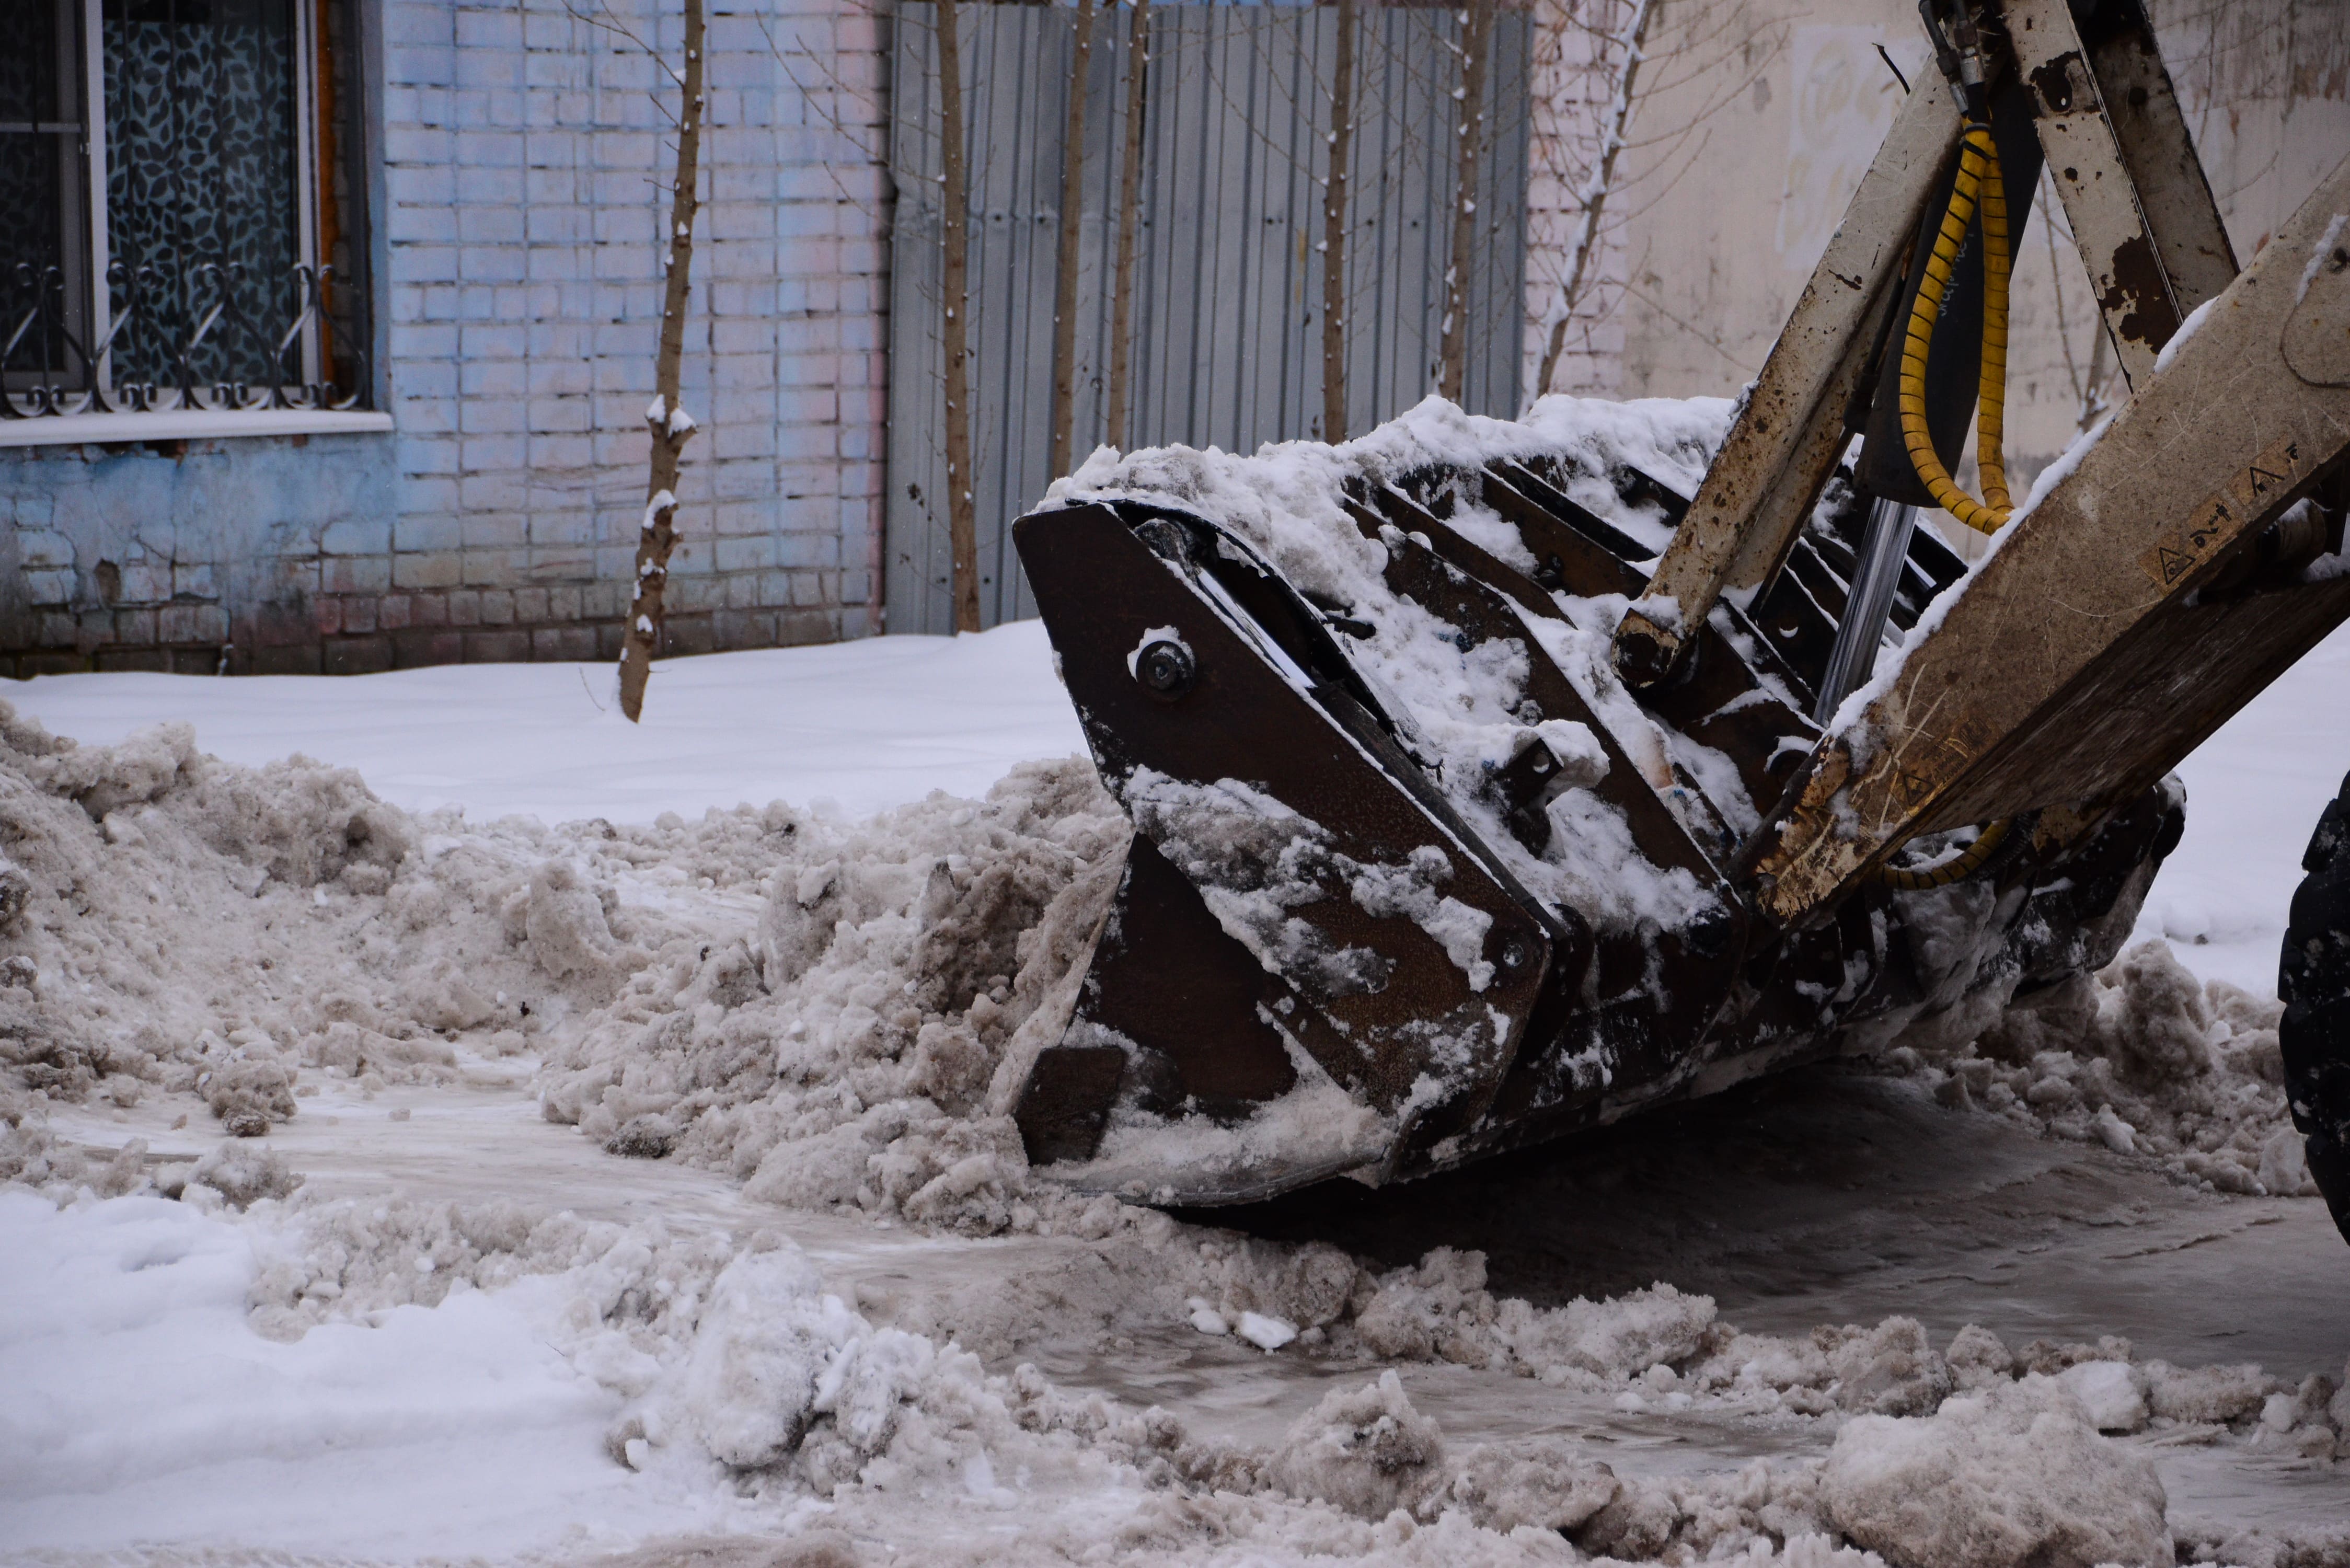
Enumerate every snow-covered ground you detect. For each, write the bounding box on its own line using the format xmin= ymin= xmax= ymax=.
xmin=14 ymin=617 xmax=2343 ymax=993
xmin=3 ymin=622 xmax=1087 ymax=827
xmin=2134 ymin=619 xmax=2350 ymax=991
xmin=3 ymin=619 xmax=2347 ymax=1568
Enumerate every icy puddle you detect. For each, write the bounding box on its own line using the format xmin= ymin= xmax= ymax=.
xmin=41 ymin=1056 xmax=2350 ymax=1549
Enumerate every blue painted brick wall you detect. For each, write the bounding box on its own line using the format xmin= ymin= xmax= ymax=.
xmin=0 ymin=0 xmax=891 ymax=676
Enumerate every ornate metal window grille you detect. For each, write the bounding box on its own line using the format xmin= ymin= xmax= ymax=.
xmin=0 ymin=0 xmax=370 ymax=420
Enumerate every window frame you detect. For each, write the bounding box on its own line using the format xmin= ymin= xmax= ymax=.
xmin=1 ymin=0 xmax=383 ymax=443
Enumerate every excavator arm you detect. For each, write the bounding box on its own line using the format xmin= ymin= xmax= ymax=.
xmin=1757 ymin=156 xmax=2350 ymax=923
xmin=998 ymin=0 xmax=2350 ymax=1215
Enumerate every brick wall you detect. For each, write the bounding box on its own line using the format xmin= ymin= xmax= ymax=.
xmin=0 ymin=434 xmax=399 ymax=677
xmin=0 ymin=0 xmax=893 ymax=677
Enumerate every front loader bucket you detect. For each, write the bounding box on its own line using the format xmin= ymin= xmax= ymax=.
xmin=1008 ymin=417 xmax=2182 ymax=1205
xmin=1010 ymin=502 xmax=1569 ymax=1202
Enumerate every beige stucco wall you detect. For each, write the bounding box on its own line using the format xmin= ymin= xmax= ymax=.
xmin=1529 ymin=0 xmax=2348 ymax=554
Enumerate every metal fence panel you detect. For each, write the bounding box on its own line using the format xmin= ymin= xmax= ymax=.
xmin=886 ymin=1 xmax=1530 ymax=635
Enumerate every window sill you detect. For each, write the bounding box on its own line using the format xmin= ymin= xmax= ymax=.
xmin=0 ymin=408 xmax=394 ymax=449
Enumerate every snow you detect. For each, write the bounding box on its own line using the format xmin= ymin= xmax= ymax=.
xmin=2 ymin=476 xmax=2348 ymax=1561
xmin=2297 ymin=213 xmax=2347 ymax=304
xmin=641 ymin=486 xmax=676 ymax=533
xmin=1238 ymin=1309 xmax=1300 ymax=1351
xmin=1823 ymin=1377 xmax=2173 ymax=1568
xmin=0 ymin=1190 xmax=722 ymax=1559
xmin=2151 ymin=295 xmax=2218 ymax=374
xmin=1269 ymin=1370 xmax=1450 ymax=1520
xmin=2130 ymin=619 xmax=2350 ymax=991
xmin=2 ymin=621 xmax=1086 ymax=828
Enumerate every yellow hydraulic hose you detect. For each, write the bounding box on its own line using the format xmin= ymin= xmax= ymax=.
xmin=1870 ymin=121 xmax=2014 ymax=891
xmin=1896 ymin=123 xmax=2013 ymax=535
xmin=1873 ymin=817 xmax=2012 ymax=892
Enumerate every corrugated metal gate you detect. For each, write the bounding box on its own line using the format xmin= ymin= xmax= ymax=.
xmin=885 ymin=1 xmax=1531 ymax=633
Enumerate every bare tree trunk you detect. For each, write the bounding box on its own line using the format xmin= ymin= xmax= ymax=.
xmin=1048 ymin=0 xmax=1099 ymax=479
xmin=1436 ymin=0 xmax=1494 ymax=402
xmin=1103 ymin=0 xmax=1149 ymax=452
xmin=1320 ymin=0 xmax=1356 ymax=441
xmin=939 ymin=0 xmax=981 ymax=633
xmin=617 ymin=0 xmax=705 ymax=723
xmin=1535 ymin=0 xmax=1653 ymax=400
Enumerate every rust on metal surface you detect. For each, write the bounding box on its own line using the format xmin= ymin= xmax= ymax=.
xmin=2007 ymin=0 xmax=2186 ymax=385
xmin=2075 ymin=0 xmax=2237 ymax=314
xmin=2095 ymin=231 xmax=2182 ymax=360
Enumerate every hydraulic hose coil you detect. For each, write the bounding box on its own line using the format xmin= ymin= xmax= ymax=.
xmin=1869 ymin=121 xmax=2015 ymax=891
xmin=1873 ymin=817 xmax=2012 ymax=892
xmin=1898 ymin=124 xmax=2013 ymax=536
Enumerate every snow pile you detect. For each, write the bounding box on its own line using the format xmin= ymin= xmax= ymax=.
xmin=1266 ymin=1371 xmax=1622 ymax=1537
xmin=0 ymin=695 xmax=1137 ymax=1234
xmin=1325 ymin=1248 xmax=2350 ymax=1465
xmin=1687 ymin=1317 xmax=1956 ymax=1419
xmin=233 ymin=1190 xmax=1021 ymax=1494
xmin=1701 ymin=1317 xmax=2350 ymax=1460
xmin=18 ymin=1140 xmax=2347 ymax=1566
xmin=1270 ymin=1369 xmax=1453 ymax=1519
xmin=0 ymin=1122 xmax=302 ymax=1213
xmin=537 ymin=756 xmax=1130 ymax=1233
xmin=166 ymin=1189 xmax=1890 ymax=1562
xmin=1010 ymin=1353 xmax=1846 ymax=1557
xmin=1247 ymin=1369 xmax=1879 ymax=1562
xmin=620 ymin=1240 xmax=1012 ymax=1493
xmin=238 ymin=1195 xmax=729 ymax=1341
xmin=0 ymin=709 xmax=417 ymax=1114
xmin=182 ymin=1139 xmax=305 ymax=1208
xmin=0 ymin=1190 xmax=702 ymax=1559
xmin=1234 ymin=1356 xmax=2283 ymax=1567
xmin=1823 ymin=1377 xmax=2172 ymax=1568
xmin=39 ymin=1172 xmax=2339 ymax=1568
xmin=1890 ymin=938 xmax=2317 ymax=1197
xmin=1330 ymin=1248 xmax=1984 ymax=1427
xmin=1243 ymin=1362 xmax=2255 ymax=1568
xmin=1345 ymin=1247 xmax=1718 ymax=1387
xmin=1058 ymin=392 xmax=1731 ymax=569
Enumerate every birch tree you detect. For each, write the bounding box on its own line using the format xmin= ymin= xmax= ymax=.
xmin=617 ymin=0 xmax=705 ymax=723
xmin=1048 ymin=0 xmax=1101 ymax=478
xmin=1436 ymin=0 xmax=1496 ymax=402
xmin=1534 ymin=0 xmax=1651 ymax=399
xmin=1103 ymin=0 xmax=1150 ymax=451
xmin=1520 ymin=0 xmax=1782 ymax=401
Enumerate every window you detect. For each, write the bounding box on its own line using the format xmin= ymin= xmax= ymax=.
xmin=0 ymin=0 xmax=370 ymax=425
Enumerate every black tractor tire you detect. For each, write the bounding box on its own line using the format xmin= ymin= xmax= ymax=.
xmin=2280 ymin=771 xmax=2350 ymax=1243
